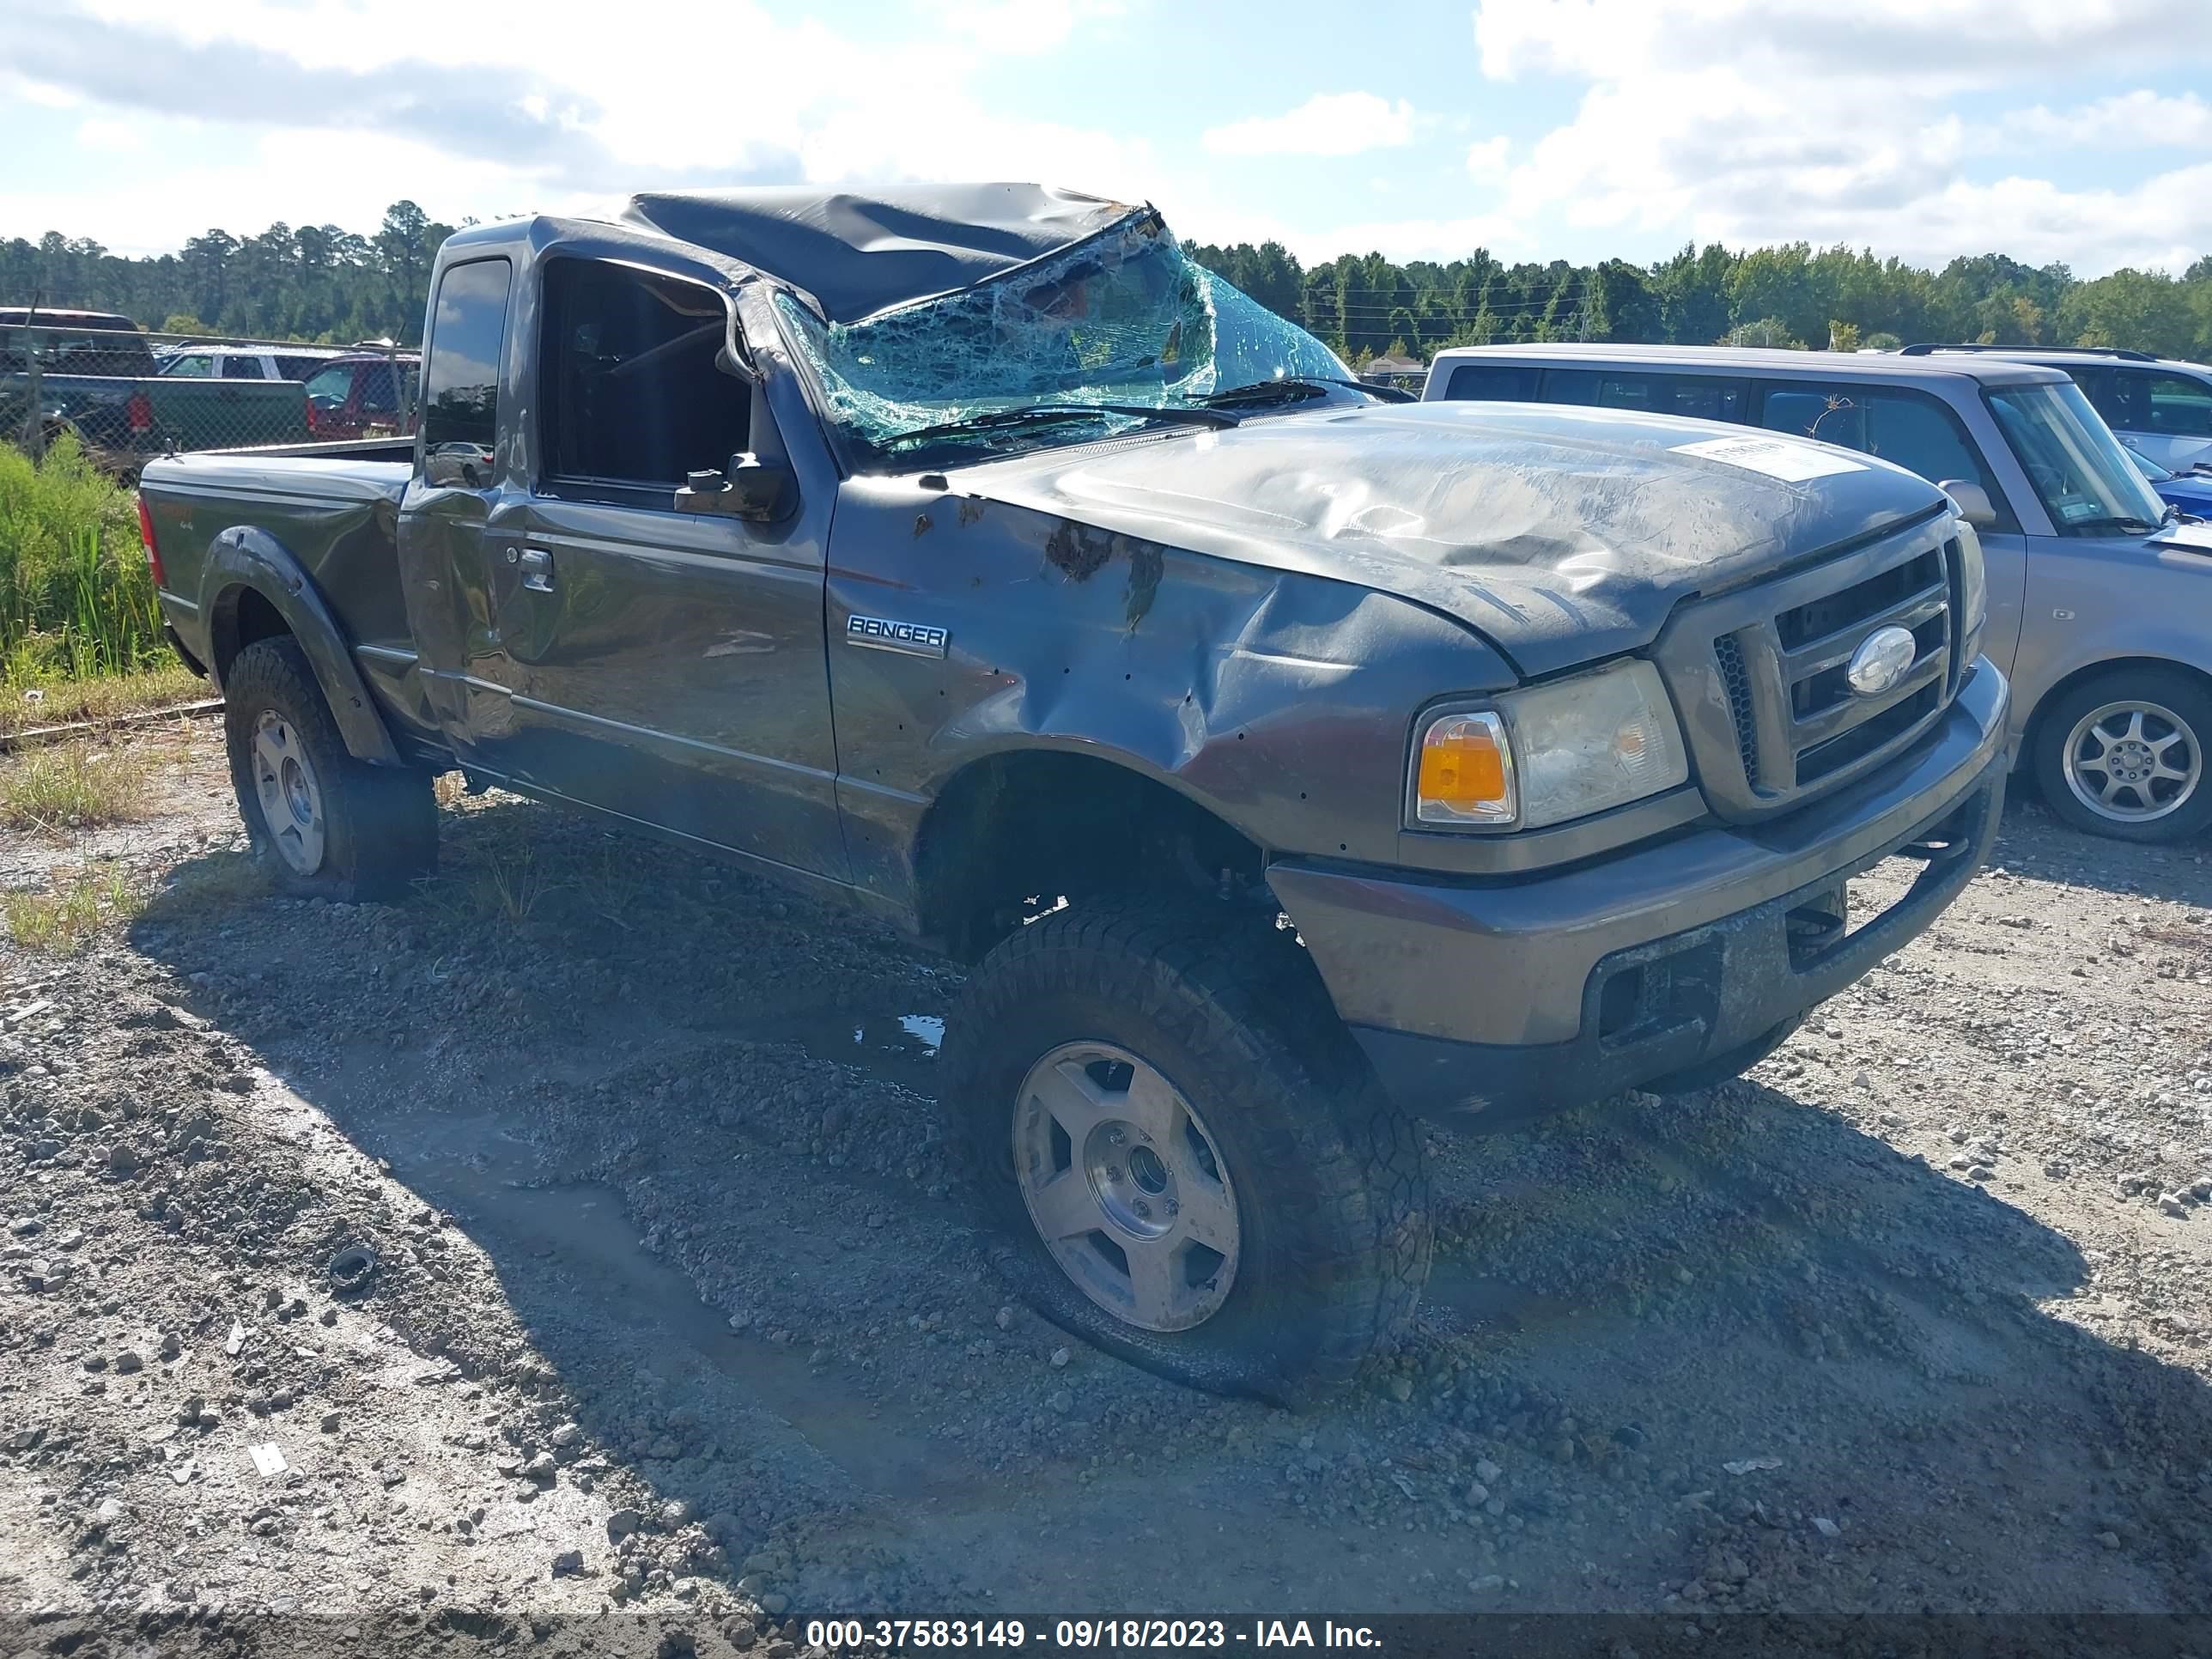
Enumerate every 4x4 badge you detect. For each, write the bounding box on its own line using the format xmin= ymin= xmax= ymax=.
xmin=846 ymin=614 xmax=950 ymax=659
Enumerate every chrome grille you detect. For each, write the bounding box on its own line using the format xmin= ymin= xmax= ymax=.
xmin=1651 ymin=514 xmax=1960 ymax=823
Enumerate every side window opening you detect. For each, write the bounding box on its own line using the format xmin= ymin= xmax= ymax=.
xmin=2143 ymin=372 xmax=2212 ymax=439
xmin=1443 ymin=363 xmax=1535 ymax=401
xmin=220 ymin=356 xmax=267 ymax=380
xmin=539 ymin=259 xmax=749 ymax=493
xmin=1757 ymin=381 xmax=2013 ymax=532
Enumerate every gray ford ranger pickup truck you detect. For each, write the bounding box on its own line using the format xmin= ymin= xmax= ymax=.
xmin=139 ymin=185 xmax=2009 ymax=1399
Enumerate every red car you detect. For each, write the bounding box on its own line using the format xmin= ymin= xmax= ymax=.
xmin=301 ymin=352 xmax=419 ymax=440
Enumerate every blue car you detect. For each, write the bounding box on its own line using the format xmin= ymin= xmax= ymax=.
xmin=2126 ymin=441 xmax=2212 ymax=517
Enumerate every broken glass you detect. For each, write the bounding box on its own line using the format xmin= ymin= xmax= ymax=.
xmin=772 ymin=210 xmax=1351 ymax=461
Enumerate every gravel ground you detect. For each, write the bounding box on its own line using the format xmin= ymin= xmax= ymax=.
xmin=3 ymin=721 xmax=2211 ymax=1641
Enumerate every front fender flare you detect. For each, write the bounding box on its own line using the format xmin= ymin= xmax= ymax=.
xmin=198 ymin=526 xmax=401 ymax=765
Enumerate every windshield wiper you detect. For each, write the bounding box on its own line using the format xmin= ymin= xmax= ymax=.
xmin=881 ymin=402 xmax=1238 ymax=451
xmin=1198 ymin=375 xmax=1418 ymax=409
xmin=2069 ymin=514 xmax=2166 ymax=535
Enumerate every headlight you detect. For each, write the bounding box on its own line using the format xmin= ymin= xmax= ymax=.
xmin=1410 ymin=659 xmax=1690 ymax=830
xmin=1954 ymin=516 xmax=1988 ymax=663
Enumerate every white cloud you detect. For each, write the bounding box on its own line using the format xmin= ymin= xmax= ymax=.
xmin=1994 ymin=89 xmax=2212 ymax=150
xmin=10 ymin=77 xmax=82 ymax=109
xmin=75 ymin=116 xmax=142 ymax=151
xmin=1468 ymin=0 xmax=2212 ymax=274
xmin=930 ymin=0 xmax=1124 ymax=54
xmin=1464 ymin=136 xmax=1510 ymax=182
xmin=19 ymin=0 xmax=1156 ymax=245
xmin=1203 ymin=93 xmax=1417 ymax=158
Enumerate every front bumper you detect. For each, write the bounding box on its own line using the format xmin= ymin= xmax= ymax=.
xmin=1270 ymin=660 xmax=2009 ymax=1121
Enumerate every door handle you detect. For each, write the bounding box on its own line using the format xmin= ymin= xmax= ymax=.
xmin=518 ymin=547 xmax=556 ymax=592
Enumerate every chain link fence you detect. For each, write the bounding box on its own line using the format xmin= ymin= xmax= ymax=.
xmin=2 ymin=318 xmax=418 ymax=475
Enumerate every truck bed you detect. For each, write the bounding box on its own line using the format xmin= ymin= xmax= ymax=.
xmin=140 ymin=443 xmax=427 ymax=740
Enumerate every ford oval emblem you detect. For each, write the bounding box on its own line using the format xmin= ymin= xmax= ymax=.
xmin=1846 ymin=625 xmax=1917 ymax=697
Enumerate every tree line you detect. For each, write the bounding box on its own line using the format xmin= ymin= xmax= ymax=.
xmin=1186 ymin=240 xmax=2212 ymax=365
xmin=1 ymin=203 xmax=457 ymax=344
xmin=6 ymin=198 xmax=2210 ymax=363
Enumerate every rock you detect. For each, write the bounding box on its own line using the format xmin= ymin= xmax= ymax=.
xmin=995 ymin=1306 xmax=1016 ymax=1332
xmin=320 ymin=1413 xmax=340 ymax=1434
xmin=606 ymin=1508 xmax=641 ymax=1540
xmin=1467 ymin=1481 xmax=1489 ymax=1507
xmin=1475 ymin=1458 xmax=1503 ymax=1484
xmin=761 ymin=1594 xmax=790 ymax=1616
xmin=550 ymin=1549 xmax=585 ymax=1577
xmin=550 ymin=1422 xmax=581 ymax=1449
xmin=1048 ymin=1390 xmax=1073 ymax=1414
xmin=1812 ymin=1517 xmax=1840 ymax=1538
xmin=7 ymin=1216 xmax=42 ymax=1237
xmin=660 ymin=1498 xmax=693 ymax=1528
xmin=2098 ymin=1531 xmax=2121 ymax=1550
xmin=1049 ymin=1346 xmax=1071 ymax=1369
xmin=2159 ymin=1194 xmax=2189 ymax=1218
xmin=1389 ymin=1376 xmax=1413 ymax=1403
xmin=523 ymin=1451 xmax=556 ymax=1481
xmin=114 ymin=1351 xmax=143 ymax=1375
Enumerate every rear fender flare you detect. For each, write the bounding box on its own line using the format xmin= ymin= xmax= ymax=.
xmin=200 ymin=527 xmax=400 ymax=765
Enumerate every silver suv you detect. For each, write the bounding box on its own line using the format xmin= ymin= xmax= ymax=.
xmin=1426 ymin=343 xmax=2212 ymax=842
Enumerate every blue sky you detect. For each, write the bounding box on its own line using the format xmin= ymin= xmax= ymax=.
xmin=5 ymin=0 xmax=2211 ymax=274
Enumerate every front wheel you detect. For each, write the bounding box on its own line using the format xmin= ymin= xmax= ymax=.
xmin=939 ymin=897 xmax=1431 ymax=1401
xmin=2031 ymin=668 xmax=2212 ymax=844
xmin=222 ymin=636 xmax=439 ymax=900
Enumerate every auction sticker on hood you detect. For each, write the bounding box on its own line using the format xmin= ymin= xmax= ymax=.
xmin=1670 ymin=434 xmax=1867 ymax=483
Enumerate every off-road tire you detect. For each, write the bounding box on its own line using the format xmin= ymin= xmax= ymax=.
xmin=223 ymin=636 xmax=437 ymax=901
xmin=939 ymin=896 xmax=1431 ymax=1403
xmin=2030 ymin=666 xmax=2212 ymax=845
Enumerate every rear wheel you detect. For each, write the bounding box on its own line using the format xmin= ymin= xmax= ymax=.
xmin=2032 ymin=668 xmax=2212 ymax=844
xmin=940 ymin=896 xmax=1431 ymax=1402
xmin=222 ymin=636 xmax=437 ymax=900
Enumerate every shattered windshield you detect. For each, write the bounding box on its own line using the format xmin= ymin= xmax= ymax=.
xmin=773 ymin=210 xmax=1353 ymax=464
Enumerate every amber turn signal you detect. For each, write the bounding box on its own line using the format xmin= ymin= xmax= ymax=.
xmin=1413 ymin=711 xmax=1516 ymax=825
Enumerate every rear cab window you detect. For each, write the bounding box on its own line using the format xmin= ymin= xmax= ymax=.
xmin=420 ymin=258 xmax=513 ymax=485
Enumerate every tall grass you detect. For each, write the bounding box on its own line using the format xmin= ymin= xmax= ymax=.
xmin=0 ymin=436 xmax=163 ymax=684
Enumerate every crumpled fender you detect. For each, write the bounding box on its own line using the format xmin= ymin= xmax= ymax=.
xmin=198 ymin=526 xmax=401 ymax=765
xmin=825 ymin=473 xmax=1510 ymax=904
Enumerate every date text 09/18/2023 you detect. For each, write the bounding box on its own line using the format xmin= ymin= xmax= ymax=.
xmin=801 ymin=1620 xmax=1386 ymax=1650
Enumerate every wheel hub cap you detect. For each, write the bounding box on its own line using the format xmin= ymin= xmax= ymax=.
xmin=251 ymin=710 xmax=326 ymax=874
xmin=2062 ymin=699 xmax=2201 ymax=823
xmin=1013 ymin=1043 xmax=1240 ymax=1333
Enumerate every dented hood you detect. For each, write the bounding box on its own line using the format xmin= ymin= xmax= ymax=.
xmin=969 ymin=401 xmax=1951 ymax=678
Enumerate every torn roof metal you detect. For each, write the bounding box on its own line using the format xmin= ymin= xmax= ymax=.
xmin=617 ymin=184 xmax=1139 ymax=325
